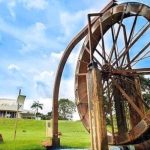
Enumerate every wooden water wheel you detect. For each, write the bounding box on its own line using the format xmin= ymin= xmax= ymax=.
xmin=52 ymin=1 xmax=150 ymax=148
xmin=75 ymin=1 xmax=150 ymax=145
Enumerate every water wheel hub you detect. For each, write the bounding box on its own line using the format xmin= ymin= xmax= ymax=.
xmin=102 ymin=63 xmax=113 ymax=80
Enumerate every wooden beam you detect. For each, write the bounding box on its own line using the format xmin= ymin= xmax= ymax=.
xmin=112 ymin=78 xmax=144 ymax=118
xmin=87 ymin=66 xmax=108 ymax=150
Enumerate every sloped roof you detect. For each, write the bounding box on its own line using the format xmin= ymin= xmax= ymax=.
xmin=0 ymin=98 xmax=24 ymax=111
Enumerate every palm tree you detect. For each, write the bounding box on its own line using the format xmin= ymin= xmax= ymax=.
xmin=31 ymin=101 xmax=43 ymax=118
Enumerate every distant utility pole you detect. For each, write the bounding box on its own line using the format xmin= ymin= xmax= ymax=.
xmin=14 ymin=89 xmax=26 ymax=140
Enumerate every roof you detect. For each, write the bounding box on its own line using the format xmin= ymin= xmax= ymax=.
xmin=0 ymin=98 xmax=24 ymax=111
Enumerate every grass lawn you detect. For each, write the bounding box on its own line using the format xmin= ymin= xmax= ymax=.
xmin=59 ymin=120 xmax=90 ymax=148
xmin=0 ymin=118 xmax=90 ymax=150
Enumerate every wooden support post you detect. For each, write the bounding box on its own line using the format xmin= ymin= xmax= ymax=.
xmin=113 ymin=80 xmax=128 ymax=135
xmin=52 ymin=97 xmax=60 ymax=147
xmin=87 ymin=64 xmax=108 ymax=150
xmin=132 ymin=77 xmax=145 ymax=150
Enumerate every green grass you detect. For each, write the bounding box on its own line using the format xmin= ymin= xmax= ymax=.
xmin=0 ymin=118 xmax=46 ymax=150
xmin=59 ymin=120 xmax=90 ymax=148
xmin=0 ymin=118 xmax=90 ymax=150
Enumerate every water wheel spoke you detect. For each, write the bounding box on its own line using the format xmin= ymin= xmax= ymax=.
xmin=112 ymin=22 xmax=150 ymax=66
xmin=118 ymin=77 xmax=150 ymax=109
xmin=120 ymin=14 xmax=139 ymax=67
xmin=121 ymin=24 xmax=130 ymax=67
xmin=112 ymin=78 xmax=144 ymax=118
xmin=122 ymin=24 xmax=128 ymax=49
xmin=127 ymin=15 xmax=139 ymax=44
xmin=106 ymin=81 xmax=115 ymax=140
xmin=92 ymin=33 xmax=110 ymax=62
xmin=111 ymin=22 xmax=149 ymax=66
xmin=84 ymin=46 xmax=102 ymax=67
xmin=103 ymin=80 xmax=112 ymax=93
xmin=88 ymin=14 xmax=94 ymax=61
xmin=95 ymin=48 xmax=107 ymax=63
xmin=122 ymin=54 xmax=150 ymax=68
xmin=109 ymin=4 xmax=128 ymax=63
xmin=131 ymin=53 xmax=150 ymax=68
xmin=99 ymin=18 xmax=106 ymax=61
xmin=111 ymin=26 xmax=119 ymax=67
xmin=124 ymin=42 xmax=150 ymax=69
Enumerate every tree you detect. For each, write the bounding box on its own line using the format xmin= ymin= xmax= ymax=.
xmin=140 ymin=76 xmax=150 ymax=106
xmin=31 ymin=101 xmax=43 ymax=118
xmin=58 ymin=99 xmax=76 ymax=120
xmin=41 ymin=111 xmax=52 ymax=120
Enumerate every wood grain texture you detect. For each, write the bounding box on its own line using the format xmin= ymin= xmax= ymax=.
xmin=87 ymin=67 xmax=108 ymax=150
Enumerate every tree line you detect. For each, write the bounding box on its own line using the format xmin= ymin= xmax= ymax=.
xmin=31 ymin=98 xmax=76 ymax=120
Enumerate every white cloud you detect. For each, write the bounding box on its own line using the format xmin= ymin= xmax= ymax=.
xmin=50 ymin=51 xmax=63 ymax=61
xmin=0 ymin=18 xmax=51 ymax=53
xmin=0 ymin=0 xmax=17 ymax=19
xmin=33 ymin=70 xmax=54 ymax=98
xmin=8 ymin=64 xmax=20 ymax=72
xmin=58 ymin=6 xmax=103 ymax=42
xmin=60 ymin=78 xmax=75 ymax=100
xmin=24 ymin=98 xmax=52 ymax=114
xmin=35 ymin=22 xmax=46 ymax=30
xmin=73 ymin=110 xmax=80 ymax=121
xmin=60 ymin=10 xmax=86 ymax=38
xmin=0 ymin=17 xmax=63 ymax=53
xmin=34 ymin=71 xmax=54 ymax=89
xmin=20 ymin=22 xmax=49 ymax=53
xmin=48 ymin=40 xmax=83 ymax=100
xmin=20 ymin=0 xmax=48 ymax=10
xmin=0 ymin=0 xmax=48 ymax=19
xmin=0 ymin=18 xmax=19 ymax=35
xmin=8 ymin=0 xmax=16 ymax=18
xmin=34 ymin=71 xmax=54 ymax=82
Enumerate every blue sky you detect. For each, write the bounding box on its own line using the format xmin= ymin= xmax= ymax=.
xmin=0 ymin=0 xmax=150 ymax=114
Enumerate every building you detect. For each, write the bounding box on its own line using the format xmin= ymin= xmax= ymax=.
xmin=0 ymin=98 xmax=35 ymax=119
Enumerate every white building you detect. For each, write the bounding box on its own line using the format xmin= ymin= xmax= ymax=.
xmin=0 ymin=98 xmax=35 ymax=119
